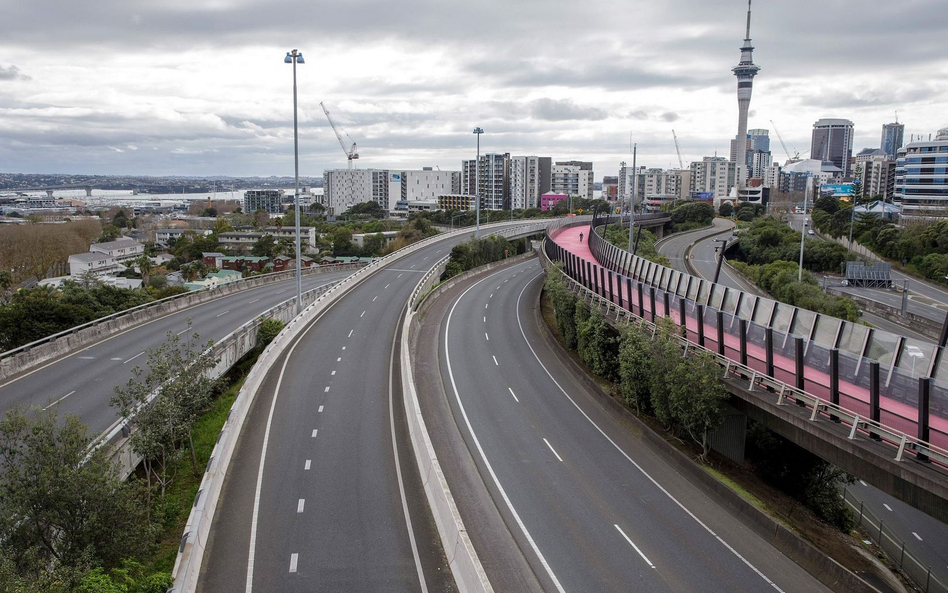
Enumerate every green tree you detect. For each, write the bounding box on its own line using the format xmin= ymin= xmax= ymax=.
xmin=668 ymin=351 xmax=730 ymax=459
xmin=98 ymin=225 xmax=122 ymax=243
xmin=576 ymin=308 xmax=619 ymax=381
xmin=649 ymin=319 xmax=682 ymax=428
xmin=0 ymin=408 xmax=154 ymax=582
xmin=718 ymin=202 xmax=734 ymax=217
xmin=331 ymin=226 xmax=354 ymax=255
xmin=545 ymin=268 xmax=578 ymax=349
xmin=617 ymin=323 xmax=653 ymax=414
xmin=257 ymin=318 xmax=285 ymax=347
xmin=135 ymin=255 xmax=152 ymax=287
xmin=111 ymin=327 xmax=217 ymax=509
xmin=361 ymin=232 xmax=386 ymax=257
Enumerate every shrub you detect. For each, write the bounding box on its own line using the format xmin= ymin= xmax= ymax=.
xmin=257 ymin=318 xmax=285 ymax=347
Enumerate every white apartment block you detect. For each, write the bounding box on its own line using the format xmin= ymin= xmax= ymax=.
xmin=323 ymin=169 xmax=398 ymax=214
xmin=400 ymin=169 xmax=458 ymax=207
xmin=90 ymin=237 xmax=145 ymax=262
xmin=508 ymin=156 xmax=542 ymax=209
xmin=552 ymin=161 xmax=594 ymax=200
xmin=690 ymin=157 xmax=738 ymax=201
xmin=855 ymin=149 xmax=896 ymax=199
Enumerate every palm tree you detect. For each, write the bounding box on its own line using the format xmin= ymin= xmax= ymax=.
xmin=136 ymin=255 xmax=153 ymax=288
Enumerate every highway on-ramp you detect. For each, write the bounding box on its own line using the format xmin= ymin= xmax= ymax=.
xmin=198 ymin=223 xmax=543 ymax=592
xmin=0 ymin=269 xmax=355 ymax=436
xmin=426 ymin=256 xmax=831 ymax=592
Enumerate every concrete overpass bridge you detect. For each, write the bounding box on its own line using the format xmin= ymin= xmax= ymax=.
xmin=544 ymin=211 xmax=948 ymax=524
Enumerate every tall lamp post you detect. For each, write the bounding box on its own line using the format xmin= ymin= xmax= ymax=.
xmin=285 ymin=49 xmax=305 ymax=311
xmin=628 ymin=142 xmax=638 ymax=254
xmin=473 ymin=127 xmax=484 ymax=237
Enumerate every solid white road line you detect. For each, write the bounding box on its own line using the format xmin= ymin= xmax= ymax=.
xmin=543 ymin=438 xmax=564 ymax=462
xmin=513 ymin=273 xmax=785 ymax=593
xmin=311 ymin=429 xmax=318 ymax=437
xmin=216 ymin=310 xmax=230 ymax=317
xmin=297 ymin=499 xmax=305 ymax=513
xmin=615 ymin=524 xmax=655 ymax=569
xmin=79 ymin=356 xmax=95 ymax=359
xmin=913 ymin=532 xmax=923 ymax=541
xmin=123 ymin=351 xmax=145 ymax=364
xmin=389 ymin=302 xmax=430 ymax=592
xmin=508 ymin=387 xmax=520 ymax=402
xmin=110 ymin=357 xmax=122 ymax=361
xmin=289 ymin=553 xmax=298 ymax=573
xmin=445 ymin=275 xmax=566 ymax=593
xmin=42 ymin=390 xmax=76 ymax=411
xmin=304 ymin=460 xmax=311 ymax=470
xmin=492 ymin=355 xmax=499 ymax=366
xmin=318 ymin=405 xmax=324 ymax=412
xmin=883 ymin=504 xmax=892 ymax=511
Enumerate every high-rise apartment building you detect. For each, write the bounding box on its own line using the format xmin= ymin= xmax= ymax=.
xmin=854 ymin=149 xmax=895 ymax=199
xmin=881 ymin=122 xmax=905 ymax=159
xmin=811 ymin=118 xmax=855 ymax=178
xmin=552 ymin=161 xmax=594 ymax=200
xmin=243 ymin=189 xmax=284 ymax=214
xmin=323 ymin=169 xmax=399 ymax=214
xmin=691 ymin=157 xmax=738 ymax=200
xmin=508 ymin=156 xmax=543 ymax=209
xmin=894 ymin=128 xmax=948 ymax=219
xmin=460 ymin=159 xmax=478 ymax=196
xmin=398 ymin=168 xmax=457 ymax=209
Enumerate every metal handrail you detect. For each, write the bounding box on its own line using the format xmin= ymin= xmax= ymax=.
xmin=539 ymin=240 xmax=948 ymax=469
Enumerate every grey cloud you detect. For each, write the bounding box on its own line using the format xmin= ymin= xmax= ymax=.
xmin=628 ymin=110 xmax=649 ymax=120
xmin=660 ymin=112 xmax=679 ymax=122
xmin=530 ymin=99 xmax=608 ymax=121
xmin=0 ymin=65 xmax=29 ymax=81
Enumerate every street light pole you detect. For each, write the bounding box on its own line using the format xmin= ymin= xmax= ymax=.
xmin=628 ymin=142 xmax=637 ymax=255
xmin=798 ymin=175 xmax=809 ymax=282
xmin=285 ymin=49 xmax=305 ymax=311
xmin=473 ymin=127 xmax=484 ymax=237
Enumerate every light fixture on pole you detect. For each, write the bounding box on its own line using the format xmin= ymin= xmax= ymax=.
xmin=628 ymin=142 xmax=637 ymax=254
xmin=473 ymin=127 xmax=484 ymax=237
xmin=797 ymin=174 xmax=810 ymax=282
xmin=285 ymin=49 xmax=305 ymax=311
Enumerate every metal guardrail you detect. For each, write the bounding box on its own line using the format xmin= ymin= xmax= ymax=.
xmin=841 ymin=487 xmax=948 ymax=593
xmin=169 ymin=218 xmax=552 ymax=593
xmin=539 ymin=237 xmax=948 ymax=470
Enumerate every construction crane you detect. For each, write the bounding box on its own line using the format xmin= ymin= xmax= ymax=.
xmin=671 ymin=129 xmax=684 ymax=169
xmin=770 ymin=119 xmax=802 ymax=162
xmin=320 ymin=101 xmax=359 ymax=169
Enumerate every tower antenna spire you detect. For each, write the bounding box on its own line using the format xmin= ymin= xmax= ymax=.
xmin=745 ymin=0 xmax=752 ymax=40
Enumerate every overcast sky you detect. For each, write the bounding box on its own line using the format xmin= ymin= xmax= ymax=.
xmin=1 ymin=0 xmax=946 ymax=179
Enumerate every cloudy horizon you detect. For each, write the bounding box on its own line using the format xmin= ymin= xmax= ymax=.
xmin=1 ymin=0 xmax=946 ymax=179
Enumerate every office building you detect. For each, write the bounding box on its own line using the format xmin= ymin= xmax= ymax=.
xmin=243 ymin=189 xmax=284 ymax=214
xmin=731 ymin=0 xmax=761 ymax=188
xmin=810 ymin=118 xmax=855 ymax=178
xmin=552 ymin=161 xmax=594 ymax=200
xmin=894 ymin=128 xmax=948 ymax=219
xmin=438 ymin=194 xmax=476 ymax=211
xmin=881 ymin=122 xmax=905 ymax=159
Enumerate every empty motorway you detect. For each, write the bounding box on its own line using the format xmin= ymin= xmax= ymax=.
xmin=0 ymin=269 xmax=355 ymax=436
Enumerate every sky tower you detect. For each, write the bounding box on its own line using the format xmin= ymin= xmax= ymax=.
xmin=731 ymin=0 xmax=761 ymax=185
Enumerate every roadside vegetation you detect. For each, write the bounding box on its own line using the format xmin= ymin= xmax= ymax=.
xmin=442 ymin=235 xmax=526 ymax=280
xmin=730 ymin=217 xmax=860 ymax=321
xmin=0 ymin=320 xmax=284 ymax=592
xmin=811 ymin=194 xmax=948 ymax=285
xmin=543 ymin=267 xmax=855 ymax=530
xmin=662 ymin=200 xmax=714 ymax=232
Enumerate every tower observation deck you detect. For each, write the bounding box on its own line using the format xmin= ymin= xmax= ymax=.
xmin=732 ymin=0 xmax=761 ymax=186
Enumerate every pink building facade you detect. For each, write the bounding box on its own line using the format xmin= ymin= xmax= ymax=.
xmin=540 ymin=191 xmax=568 ymax=211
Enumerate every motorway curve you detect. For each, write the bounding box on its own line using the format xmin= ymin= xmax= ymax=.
xmin=425 ymin=256 xmax=830 ymax=592
xmin=0 ymin=269 xmax=355 ymax=435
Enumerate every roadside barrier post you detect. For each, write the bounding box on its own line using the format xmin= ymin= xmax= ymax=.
xmin=717 ymin=310 xmax=725 ymax=356
xmin=918 ymin=377 xmax=931 ymax=462
xmin=830 ymin=349 xmax=840 ymax=422
xmin=870 ymin=361 xmax=881 ymax=439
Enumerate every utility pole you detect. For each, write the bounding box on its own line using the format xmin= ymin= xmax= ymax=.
xmin=713 ymin=238 xmax=728 ymax=284
xmin=798 ymin=175 xmax=810 ymax=282
xmin=473 ymin=127 xmax=484 ymax=237
xmin=284 ymin=49 xmax=305 ymax=311
xmin=628 ymin=143 xmax=637 ymax=255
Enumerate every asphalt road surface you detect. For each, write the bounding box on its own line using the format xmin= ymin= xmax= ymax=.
xmin=0 ymin=269 xmax=355 ymax=436
xmin=431 ymin=257 xmax=832 ymax=592
xmin=198 ymin=223 xmax=542 ymax=593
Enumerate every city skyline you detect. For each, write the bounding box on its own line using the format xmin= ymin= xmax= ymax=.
xmin=0 ymin=0 xmax=946 ymax=177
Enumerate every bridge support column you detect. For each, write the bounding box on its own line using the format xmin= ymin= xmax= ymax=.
xmin=664 ymin=292 xmax=671 ymax=321
xmin=696 ymin=305 xmax=705 ymax=347
xmin=626 ymin=278 xmax=633 ymax=311
xmin=870 ymin=361 xmax=881 ymax=440
xmin=607 ymin=270 xmax=615 ymax=303
xmin=918 ymin=378 xmax=931 ymax=462
xmin=717 ymin=310 xmax=725 ymax=356
xmin=85 ymin=186 xmax=93 ymax=196
xmin=739 ymin=319 xmax=748 ymax=367
xmin=765 ymin=326 xmax=774 ymax=378
xmin=678 ymin=298 xmax=686 ymax=330
xmin=654 ymin=224 xmax=664 ymax=239
xmin=830 ymin=349 xmax=840 ymax=422
xmin=599 ymin=267 xmax=607 ymax=298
